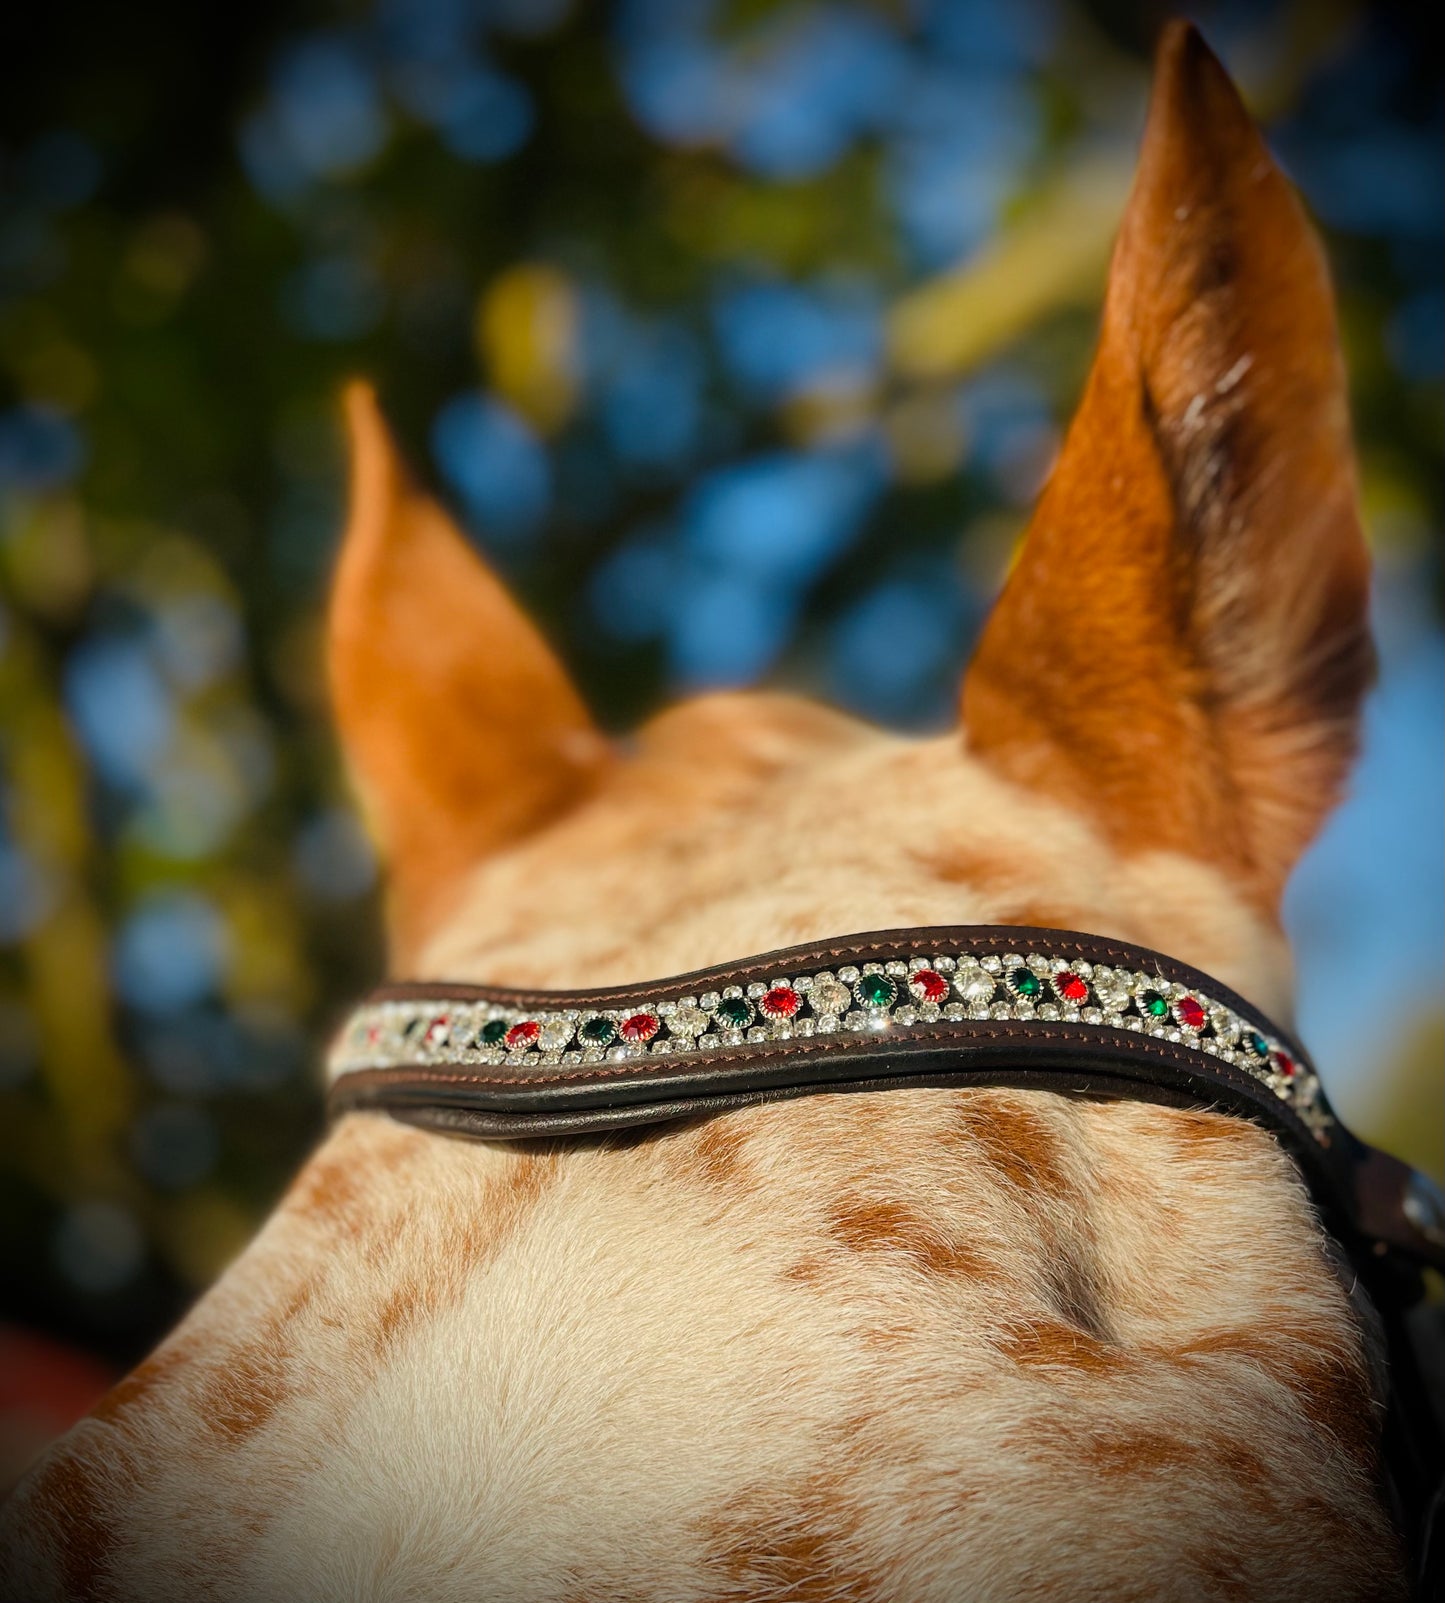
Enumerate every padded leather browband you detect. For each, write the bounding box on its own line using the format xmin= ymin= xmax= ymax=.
xmin=327 ymin=925 xmax=1445 ymax=1276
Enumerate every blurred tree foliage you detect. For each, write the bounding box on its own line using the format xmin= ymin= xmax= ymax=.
xmin=0 ymin=0 xmax=1440 ymax=1364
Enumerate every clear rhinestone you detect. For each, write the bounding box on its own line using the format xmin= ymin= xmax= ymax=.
xmin=746 ymin=983 xmax=766 ymax=999
xmin=895 ymin=1006 xmax=918 ymax=1026
xmin=1082 ymin=1008 xmax=1102 ymax=1024
xmin=809 ymin=978 xmax=851 ymax=1016
xmin=815 ymin=1014 xmax=839 ymax=1033
xmin=989 ymin=1003 xmax=1011 ymax=1020
xmin=982 ymin=956 xmax=1002 ymax=975
xmin=885 ymin=960 xmax=908 ymax=977
xmin=838 ymin=965 xmax=860 ymax=983
xmin=669 ymin=1003 xmax=710 ymax=1037
xmin=698 ymin=1033 xmax=718 ymax=1051
xmin=700 ymin=991 xmax=720 ymax=1012
xmin=1210 ymin=1008 xmax=1240 ymax=1047
xmin=795 ymin=1018 xmax=815 ymax=1036
xmin=953 ymin=960 xmax=995 ymax=1004
xmin=1090 ymin=967 xmax=1130 ymax=1011
xmin=934 ymin=956 xmax=955 ymax=972
xmin=793 ymin=975 xmax=813 ymax=993
xmin=1027 ymin=953 xmax=1051 ymax=974
xmin=538 ymin=1019 xmax=573 ymax=1052
xmin=845 ymin=1012 xmax=868 ymax=1032
xmin=919 ymin=1002 xmax=940 ymax=1022
xmin=721 ymin=1029 xmax=744 ymax=1047
xmin=943 ymin=1004 xmax=965 ymax=1021
xmin=651 ymin=1039 xmax=673 ymax=1055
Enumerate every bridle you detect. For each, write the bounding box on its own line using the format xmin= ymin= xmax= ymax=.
xmin=327 ymin=925 xmax=1444 ymax=1593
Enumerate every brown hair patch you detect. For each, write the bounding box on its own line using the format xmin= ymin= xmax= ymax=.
xmin=949 ymin=1096 xmax=1079 ymax=1202
xmin=24 ymin=1444 xmax=119 ymax=1603
xmin=825 ymin=1195 xmax=996 ymax=1281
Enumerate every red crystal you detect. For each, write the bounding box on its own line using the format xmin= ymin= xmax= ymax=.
xmin=1174 ymin=996 xmax=1206 ymax=1031
xmin=909 ymin=968 xmax=950 ymax=1004
xmin=620 ymin=1012 xmax=660 ymax=1044
xmin=760 ymin=986 xmax=800 ymax=1020
xmin=505 ymin=1021 xmax=541 ymax=1050
xmin=1053 ymin=970 xmax=1088 ymax=1004
xmin=1270 ymin=1049 xmax=1297 ymax=1079
xmin=424 ymin=1014 xmax=451 ymax=1046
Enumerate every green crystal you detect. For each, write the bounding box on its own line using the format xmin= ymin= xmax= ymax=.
xmin=1140 ymin=990 xmax=1169 ymax=1019
xmin=856 ymin=972 xmax=899 ymax=1008
xmin=715 ymin=996 xmax=753 ymax=1028
xmin=1007 ymin=969 xmax=1042 ymax=1000
xmin=479 ymin=1019 xmax=507 ymax=1046
xmin=579 ymin=1016 xmax=617 ymax=1047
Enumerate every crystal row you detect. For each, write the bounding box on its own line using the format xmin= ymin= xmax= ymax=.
xmin=329 ymin=952 xmax=1331 ymax=1140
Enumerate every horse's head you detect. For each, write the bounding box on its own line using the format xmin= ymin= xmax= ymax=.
xmin=4 ymin=23 xmax=1396 ymax=1603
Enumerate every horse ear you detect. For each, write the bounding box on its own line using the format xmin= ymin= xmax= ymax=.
xmin=328 ymin=384 xmax=609 ymax=965
xmin=960 ymin=21 xmax=1371 ymax=915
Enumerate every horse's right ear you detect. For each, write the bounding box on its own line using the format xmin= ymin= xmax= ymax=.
xmin=960 ymin=22 xmax=1372 ymax=916
xmin=328 ymin=384 xmax=610 ymax=967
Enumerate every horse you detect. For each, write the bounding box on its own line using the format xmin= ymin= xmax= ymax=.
xmin=0 ymin=22 xmax=1423 ymax=1602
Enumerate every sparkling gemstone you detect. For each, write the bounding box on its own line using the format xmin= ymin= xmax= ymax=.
xmin=1246 ymin=1031 xmax=1269 ymax=1058
xmin=1270 ymin=1049 xmax=1298 ymax=1080
xmin=669 ymin=1004 xmax=709 ymax=1037
xmin=714 ymin=996 xmax=754 ymax=1029
xmin=1174 ymin=995 xmax=1206 ymax=1031
xmin=579 ymin=1016 xmax=617 ymax=1047
xmin=1139 ymin=990 xmax=1170 ymax=1019
xmin=538 ymin=1019 xmax=573 ymax=1052
xmin=620 ymin=1012 xmax=660 ymax=1044
xmin=423 ymin=1014 xmax=450 ymax=1046
xmin=759 ymin=985 xmax=800 ymax=1021
xmin=953 ymin=960 xmax=995 ymax=1004
xmin=854 ymin=972 xmax=899 ymax=1009
xmin=809 ymin=978 xmax=851 ymax=1016
xmin=505 ymin=1021 xmax=541 ymax=1050
xmin=1052 ymin=970 xmax=1088 ymax=1004
xmin=1090 ymin=968 xmax=1130 ymax=1010
xmin=1210 ymin=1008 xmax=1240 ymax=1046
xmin=908 ymin=968 xmax=949 ymax=1004
xmin=479 ymin=1019 xmax=508 ymax=1046
xmin=1005 ymin=967 xmax=1042 ymax=1001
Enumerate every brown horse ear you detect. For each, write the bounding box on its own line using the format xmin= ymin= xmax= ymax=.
xmin=960 ymin=21 xmax=1372 ymax=915
xmin=328 ymin=383 xmax=609 ymax=965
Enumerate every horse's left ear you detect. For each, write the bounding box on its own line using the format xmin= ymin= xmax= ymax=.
xmin=960 ymin=21 xmax=1372 ymax=916
xmin=328 ymin=383 xmax=609 ymax=965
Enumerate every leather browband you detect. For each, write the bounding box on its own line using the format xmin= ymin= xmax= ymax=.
xmin=327 ymin=925 xmax=1445 ymax=1277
